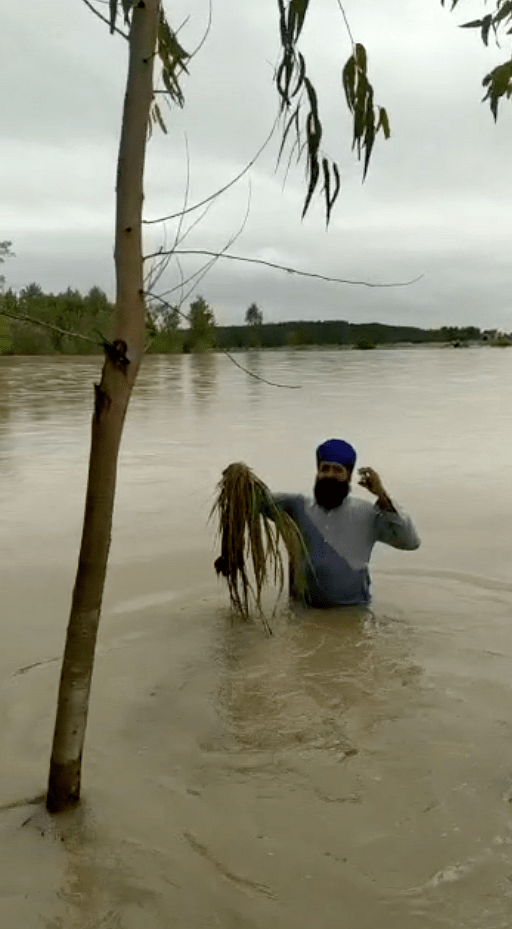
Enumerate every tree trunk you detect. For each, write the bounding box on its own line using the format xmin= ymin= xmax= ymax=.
xmin=46 ymin=0 xmax=159 ymax=813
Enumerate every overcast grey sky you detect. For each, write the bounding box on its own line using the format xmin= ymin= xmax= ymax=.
xmin=2 ymin=0 xmax=511 ymax=329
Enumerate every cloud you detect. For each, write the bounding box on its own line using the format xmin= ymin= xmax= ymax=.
xmin=3 ymin=0 xmax=512 ymax=330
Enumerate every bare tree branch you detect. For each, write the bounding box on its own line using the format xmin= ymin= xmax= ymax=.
xmin=144 ymin=224 xmax=172 ymax=292
xmin=173 ymin=182 xmax=253 ymax=310
xmin=0 ymin=307 xmax=100 ymax=345
xmin=156 ymin=248 xmax=216 ymax=301
xmin=173 ymin=198 xmax=215 ymax=249
xmin=144 ymin=249 xmax=424 ymax=289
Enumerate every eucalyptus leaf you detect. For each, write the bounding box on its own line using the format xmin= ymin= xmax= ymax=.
xmin=153 ymin=102 xmax=167 ymax=134
xmin=121 ymin=0 xmax=135 ymax=25
xmin=109 ymin=0 xmax=117 ymax=33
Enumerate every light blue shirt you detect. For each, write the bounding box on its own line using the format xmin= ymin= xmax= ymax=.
xmin=273 ymin=491 xmax=420 ymax=607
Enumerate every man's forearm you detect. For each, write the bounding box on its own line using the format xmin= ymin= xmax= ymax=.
xmin=376 ymin=491 xmax=397 ymax=513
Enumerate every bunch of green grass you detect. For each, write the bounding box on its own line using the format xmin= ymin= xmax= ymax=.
xmin=211 ymin=462 xmax=307 ymax=628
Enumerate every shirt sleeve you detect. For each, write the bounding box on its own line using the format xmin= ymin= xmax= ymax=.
xmin=374 ymin=501 xmax=421 ymax=550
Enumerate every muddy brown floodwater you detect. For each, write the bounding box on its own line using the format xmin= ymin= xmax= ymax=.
xmin=1 ymin=348 xmax=512 ymax=928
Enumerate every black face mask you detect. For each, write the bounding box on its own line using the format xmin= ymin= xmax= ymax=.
xmin=314 ymin=476 xmax=350 ymax=510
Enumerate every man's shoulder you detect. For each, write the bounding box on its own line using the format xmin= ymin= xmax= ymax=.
xmin=272 ymin=492 xmax=307 ymax=514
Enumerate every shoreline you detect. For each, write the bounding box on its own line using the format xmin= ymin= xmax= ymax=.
xmin=1 ymin=340 xmax=510 ymax=360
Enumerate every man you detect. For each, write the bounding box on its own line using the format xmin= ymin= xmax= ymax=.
xmin=273 ymin=438 xmax=420 ymax=608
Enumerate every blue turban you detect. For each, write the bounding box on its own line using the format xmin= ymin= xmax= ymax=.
xmin=316 ymin=438 xmax=357 ymax=471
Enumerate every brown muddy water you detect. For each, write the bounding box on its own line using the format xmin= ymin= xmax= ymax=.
xmin=1 ymin=348 xmax=512 ymax=928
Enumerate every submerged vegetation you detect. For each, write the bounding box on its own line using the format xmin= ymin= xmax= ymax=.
xmin=211 ymin=462 xmax=307 ymax=628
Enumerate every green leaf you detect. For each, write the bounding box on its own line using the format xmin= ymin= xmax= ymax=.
xmin=460 ymin=18 xmax=485 ymax=30
xmin=278 ymin=104 xmax=300 ymax=162
xmin=363 ymin=88 xmax=375 ymax=179
xmin=277 ymin=54 xmax=295 ymax=106
xmin=482 ymin=60 xmax=512 ymax=120
xmin=306 ymin=109 xmax=321 ymax=156
xmin=277 ymin=0 xmax=289 ymax=48
xmin=157 ymin=8 xmax=190 ymax=108
xmin=321 ymin=158 xmax=341 ymax=226
xmin=289 ymin=0 xmax=310 ymax=42
xmin=121 ymin=0 xmax=135 ymax=25
xmin=495 ymin=1 xmax=512 ymax=24
xmin=301 ymin=155 xmax=320 ymax=219
xmin=377 ymin=106 xmax=391 ymax=139
xmin=481 ymin=14 xmax=493 ymax=45
xmin=353 ymin=88 xmax=366 ymax=151
xmin=342 ymin=55 xmax=356 ymax=111
xmin=354 ymin=43 xmax=367 ymax=74
xmin=322 ymin=157 xmax=330 ymax=216
xmin=331 ymin=162 xmax=341 ymax=204
xmin=109 ymin=0 xmax=117 ymax=33
xmin=303 ymin=76 xmax=319 ymax=124
xmin=153 ymin=102 xmax=167 ymax=134
xmin=290 ymin=52 xmax=306 ymax=98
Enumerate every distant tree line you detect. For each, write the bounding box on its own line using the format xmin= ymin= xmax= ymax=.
xmin=0 ymin=284 xmax=112 ymax=354
xmin=0 ymin=284 xmax=505 ymax=355
xmin=215 ymin=319 xmax=488 ymax=351
xmin=0 ymin=286 xmax=219 ymax=355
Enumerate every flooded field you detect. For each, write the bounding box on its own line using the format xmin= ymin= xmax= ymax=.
xmin=1 ymin=347 xmax=512 ymax=928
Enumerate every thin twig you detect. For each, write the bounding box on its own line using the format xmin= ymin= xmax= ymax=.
xmin=335 ymin=0 xmax=356 ymax=49
xmin=157 ymin=250 xmax=217 ymax=301
xmin=187 ymin=0 xmax=213 ymax=64
xmin=144 ymin=226 xmax=171 ymax=293
xmin=144 ymin=289 xmax=189 ymax=326
xmin=175 ymin=256 xmax=186 ymax=308
xmin=220 ymin=348 xmax=301 ymax=389
xmin=0 ymin=308 xmax=100 ymax=345
xmin=147 ymin=193 xmax=219 ymax=302
xmin=174 ymin=14 xmax=191 ymax=38
xmin=173 ymin=134 xmax=191 ymax=255
xmin=144 ymin=290 xmax=302 ymax=389
xmin=144 ymin=249 xmax=424 ymax=289
xmin=80 ymin=0 xmax=129 ymax=39
xmin=175 ymin=256 xmax=214 ymax=308
xmin=175 ymin=181 xmax=253 ymax=310
xmin=149 ymin=182 xmax=254 ymax=323
xmin=143 ymin=116 xmax=279 ymax=225
xmin=173 ymin=198 xmax=215 ymax=250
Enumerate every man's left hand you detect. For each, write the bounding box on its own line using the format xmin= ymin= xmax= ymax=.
xmin=358 ymin=467 xmax=396 ymax=512
xmin=358 ymin=467 xmax=385 ymax=496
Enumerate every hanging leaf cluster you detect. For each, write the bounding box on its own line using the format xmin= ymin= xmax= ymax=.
xmin=108 ymin=0 xmax=136 ymax=33
xmin=482 ymin=60 xmax=512 ymax=119
xmin=442 ymin=0 xmax=512 ymax=120
xmin=342 ymin=43 xmax=390 ymax=180
xmin=107 ymin=1 xmax=189 ymax=120
xmin=275 ymin=0 xmax=389 ymax=225
xmin=157 ymin=6 xmax=189 ymax=108
xmin=276 ymin=0 xmax=343 ymax=224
